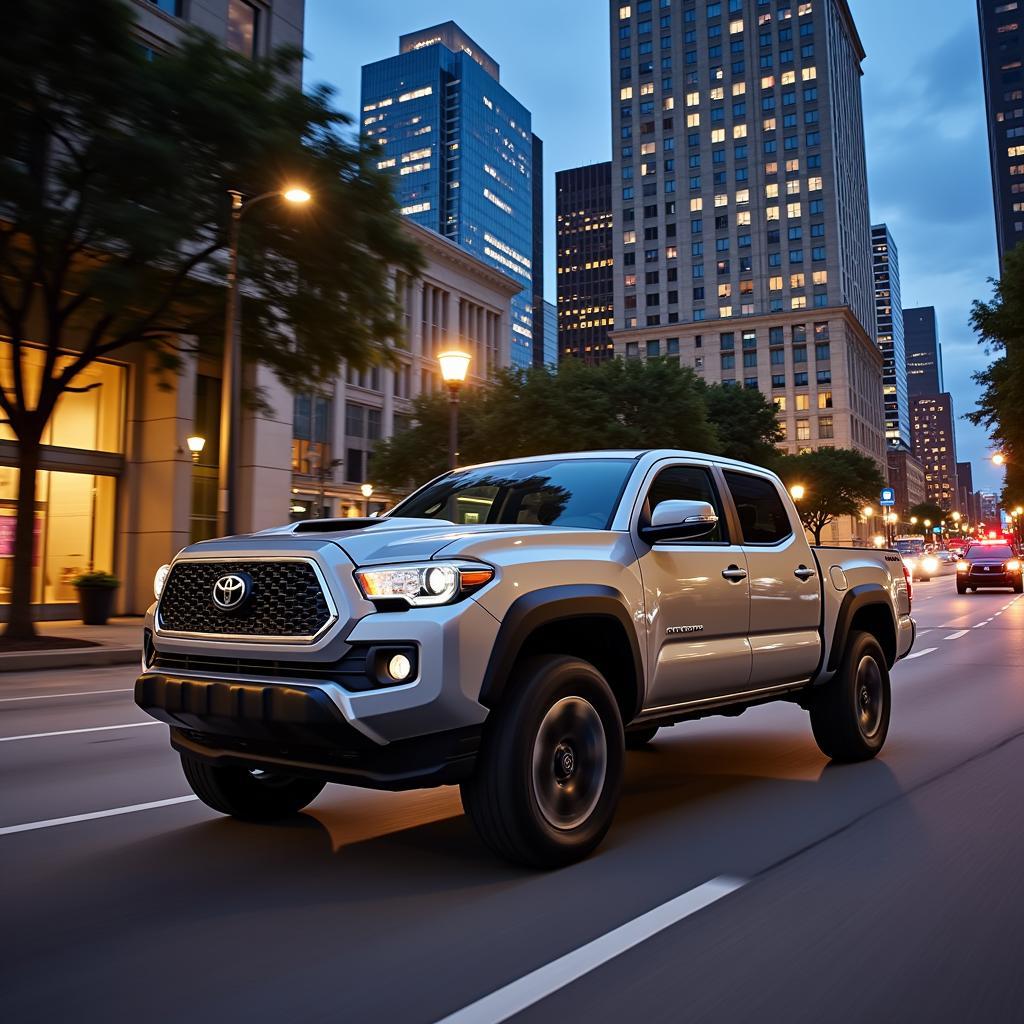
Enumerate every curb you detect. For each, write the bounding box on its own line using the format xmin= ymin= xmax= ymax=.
xmin=0 ymin=646 xmax=140 ymax=674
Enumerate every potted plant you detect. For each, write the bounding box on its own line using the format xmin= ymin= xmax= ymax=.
xmin=72 ymin=571 xmax=120 ymax=626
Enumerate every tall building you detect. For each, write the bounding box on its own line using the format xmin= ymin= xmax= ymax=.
xmin=978 ymin=0 xmax=1024 ymax=267
xmin=361 ymin=23 xmax=539 ymax=367
xmin=531 ymin=135 xmax=547 ymax=367
xmin=886 ymin=449 xmax=927 ymax=517
xmin=542 ymin=300 xmax=558 ymax=366
xmin=956 ymin=460 xmax=982 ymax=524
xmin=608 ymin=0 xmax=886 ymax=492
xmin=556 ymin=161 xmax=615 ymax=362
xmin=980 ymin=490 xmax=1001 ymax=525
xmin=911 ymin=394 xmax=960 ymax=511
xmin=903 ymin=305 xmax=943 ymax=398
xmin=871 ymin=223 xmax=910 ymax=450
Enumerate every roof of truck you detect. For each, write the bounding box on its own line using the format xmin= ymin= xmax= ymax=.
xmin=451 ymin=449 xmax=776 ymax=474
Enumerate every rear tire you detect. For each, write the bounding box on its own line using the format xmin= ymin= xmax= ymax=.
xmin=461 ymin=655 xmax=625 ymax=868
xmin=625 ymin=725 xmax=660 ymax=749
xmin=180 ymin=752 xmax=325 ymax=820
xmin=808 ymin=630 xmax=890 ymax=763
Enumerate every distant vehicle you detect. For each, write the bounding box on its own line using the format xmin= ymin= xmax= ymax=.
xmin=956 ymin=541 xmax=1023 ymax=594
xmin=894 ymin=538 xmax=937 ymax=581
xmin=935 ymin=551 xmax=955 ymax=564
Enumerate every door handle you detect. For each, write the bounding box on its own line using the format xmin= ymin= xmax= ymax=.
xmin=721 ymin=565 xmax=748 ymax=582
xmin=794 ymin=565 xmax=816 ymax=581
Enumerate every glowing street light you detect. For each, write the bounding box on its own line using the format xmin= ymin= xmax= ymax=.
xmin=789 ymin=484 xmax=806 ymax=501
xmin=439 ymin=350 xmax=472 ymax=470
xmin=992 ymin=452 xmax=1006 ymax=467
xmin=862 ymin=505 xmax=874 ymax=519
xmin=360 ymin=482 xmax=374 ymax=517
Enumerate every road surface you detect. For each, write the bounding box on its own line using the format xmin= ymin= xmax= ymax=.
xmin=2 ymin=577 xmax=1023 ymax=1023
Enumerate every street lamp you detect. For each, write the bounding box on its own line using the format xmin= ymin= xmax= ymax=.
xmin=185 ymin=434 xmax=206 ymax=464
xmin=862 ymin=505 xmax=874 ymax=519
xmin=219 ymin=185 xmax=312 ymax=536
xmin=789 ymin=484 xmax=806 ymax=501
xmin=438 ymin=350 xmax=471 ymax=471
xmin=992 ymin=452 xmax=1006 ymax=467
xmin=360 ymin=482 xmax=374 ymax=517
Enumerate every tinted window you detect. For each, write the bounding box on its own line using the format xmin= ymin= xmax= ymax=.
xmin=966 ymin=544 xmax=1014 ymax=560
xmin=724 ymin=471 xmax=792 ymax=544
xmin=645 ymin=465 xmax=727 ymax=542
xmin=389 ymin=459 xmax=634 ymax=530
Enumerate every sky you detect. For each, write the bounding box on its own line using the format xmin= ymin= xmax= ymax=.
xmin=304 ymin=0 xmax=1003 ymax=491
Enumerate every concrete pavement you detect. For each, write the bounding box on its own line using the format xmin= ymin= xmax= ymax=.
xmin=1 ymin=578 xmax=1023 ymax=1022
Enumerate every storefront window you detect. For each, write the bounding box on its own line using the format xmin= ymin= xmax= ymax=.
xmin=0 ymin=468 xmax=116 ymax=605
xmin=0 ymin=345 xmax=126 ymax=453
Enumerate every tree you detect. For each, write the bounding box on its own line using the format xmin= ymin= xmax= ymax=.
xmin=775 ymin=448 xmax=886 ymax=544
xmin=907 ymin=502 xmax=947 ymax=534
xmin=370 ymin=358 xmax=762 ymax=490
xmin=702 ymin=382 xmax=783 ymax=467
xmin=968 ymin=244 xmax=1024 ymax=510
xmin=0 ymin=0 xmax=421 ymax=637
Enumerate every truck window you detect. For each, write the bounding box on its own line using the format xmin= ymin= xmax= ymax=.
xmin=723 ymin=471 xmax=793 ymax=545
xmin=644 ymin=465 xmax=727 ymax=542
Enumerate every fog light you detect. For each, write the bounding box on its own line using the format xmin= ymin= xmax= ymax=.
xmin=387 ymin=653 xmax=413 ymax=682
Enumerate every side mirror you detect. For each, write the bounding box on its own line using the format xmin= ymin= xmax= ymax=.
xmin=640 ymin=499 xmax=719 ymax=544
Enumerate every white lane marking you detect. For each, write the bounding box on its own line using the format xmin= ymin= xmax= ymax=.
xmin=435 ymin=876 xmax=746 ymax=1024
xmin=916 ymin=629 xmax=932 ymax=635
xmin=0 ymin=721 xmax=157 ymax=743
xmin=973 ymin=622 xmax=987 ymax=629
xmin=0 ymin=687 xmax=133 ymax=704
xmin=903 ymin=647 xmax=938 ymax=661
xmin=0 ymin=796 xmax=199 ymax=837
xmin=944 ymin=630 xmax=969 ymax=640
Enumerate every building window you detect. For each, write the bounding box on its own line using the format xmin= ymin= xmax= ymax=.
xmin=226 ymin=0 xmax=259 ymax=57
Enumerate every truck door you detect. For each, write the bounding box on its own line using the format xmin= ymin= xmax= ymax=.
xmin=720 ymin=469 xmax=822 ymax=687
xmin=635 ymin=462 xmax=752 ymax=709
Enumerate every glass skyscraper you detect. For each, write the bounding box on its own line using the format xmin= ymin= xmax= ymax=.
xmin=361 ymin=22 xmax=538 ymax=368
xmin=871 ymin=223 xmax=910 ymax=450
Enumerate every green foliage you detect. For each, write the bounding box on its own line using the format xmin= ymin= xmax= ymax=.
xmin=775 ymin=448 xmax=886 ymax=544
xmin=71 ymin=571 xmax=120 ymax=589
xmin=371 ymin=359 xmax=783 ymax=490
xmin=968 ymin=244 xmax=1024 ymax=509
xmin=0 ymin=0 xmax=422 ymax=637
xmin=907 ymin=502 xmax=947 ymax=532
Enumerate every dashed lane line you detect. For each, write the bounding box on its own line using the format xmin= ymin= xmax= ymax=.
xmin=0 ymin=687 xmax=133 ymax=704
xmin=0 ymin=796 xmax=199 ymax=837
xmin=943 ymin=630 xmax=969 ymax=640
xmin=0 ymin=721 xmax=158 ymax=743
xmin=903 ymin=647 xmax=938 ymax=661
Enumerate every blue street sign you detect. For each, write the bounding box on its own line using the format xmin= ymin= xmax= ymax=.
xmin=932 ymin=526 xmax=942 ymax=534
xmin=880 ymin=487 xmax=896 ymax=507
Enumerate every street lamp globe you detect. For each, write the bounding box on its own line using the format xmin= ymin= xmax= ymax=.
xmin=282 ymin=187 xmax=312 ymax=204
xmin=438 ymin=350 xmax=472 ymax=385
xmin=993 ymin=452 xmax=1006 ymax=467
xmin=360 ymin=483 xmax=374 ymax=499
xmin=862 ymin=505 xmax=874 ymax=519
xmin=185 ymin=434 xmax=206 ymax=463
xmin=924 ymin=519 xmax=931 ymax=528
xmin=951 ymin=511 xmax=961 ymax=522
xmin=910 ymin=516 xmax=918 ymax=525
xmin=789 ymin=484 xmax=805 ymax=501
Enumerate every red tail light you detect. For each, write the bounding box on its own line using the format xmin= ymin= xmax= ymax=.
xmin=902 ymin=563 xmax=913 ymax=611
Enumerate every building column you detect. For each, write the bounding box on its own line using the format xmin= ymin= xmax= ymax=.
xmin=411 ymin=278 xmax=425 ymax=359
xmin=236 ymin=363 xmax=292 ymax=534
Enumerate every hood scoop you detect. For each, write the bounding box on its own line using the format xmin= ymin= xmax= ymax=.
xmin=291 ymin=518 xmax=377 ymax=533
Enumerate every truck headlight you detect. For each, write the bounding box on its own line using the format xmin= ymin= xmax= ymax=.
xmin=153 ymin=563 xmax=171 ymax=599
xmin=354 ymin=562 xmax=494 ymax=607
xmin=1007 ymin=558 xmax=1021 ymax=572
xmin=956 ymin=560 xmax=969 ymax=572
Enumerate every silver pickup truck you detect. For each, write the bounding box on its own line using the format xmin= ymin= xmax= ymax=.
xmin=137 ymin=450 xmax=915 ymax=867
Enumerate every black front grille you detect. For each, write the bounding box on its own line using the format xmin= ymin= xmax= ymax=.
xmin=151 ymin=647 xmax=375 ymax=690
xmin=158 ymin=560 xmax=333 ymax=639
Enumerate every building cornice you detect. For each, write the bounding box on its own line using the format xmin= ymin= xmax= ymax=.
xmin=402 ymin=221 xmax=521 ymax=300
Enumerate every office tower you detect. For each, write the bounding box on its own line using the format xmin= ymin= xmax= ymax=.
xmin=542 ymin=300 xmax=558 ymax=365
xmin=556 ymin=161 xmax=615 ymax=362
xmin=871 ymin=224 xmax=910 ymax=450
xmin=361 ymin=22 xmax=538 ymax=368
xmin=903 ymin=305 xmax=944 ymax=399
xmin=911 ymin=394 xmax=960 ymax=511
xmin=532 ymin=135 xmax=547 ymax=366
xmin=978 ymin=0 xmax=1024 ymax=267
xmin=956 ymin=460 xmax=982 ymax=523
xmin=609 ymin=0 xmax=885 ymax=472
xmin=980 ymin=491 xmax=1000 ymax=525
xmin=886 ymin=449 xmax=927 ymax=517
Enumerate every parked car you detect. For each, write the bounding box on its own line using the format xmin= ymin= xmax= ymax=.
xmin=956 ymin=541 xmax=1023 ymax=594
xmin=136 ymin=450 xmax=915 ymax=867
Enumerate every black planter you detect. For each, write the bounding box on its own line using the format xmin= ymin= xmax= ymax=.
xmin=76 ymin=585 xmax=117 ymax=626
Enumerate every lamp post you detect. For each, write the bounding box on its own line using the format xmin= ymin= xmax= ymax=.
xmin=219 ymin=185 xmax=311 ymax=536
xmin=360 ymin=482 xmax=374 ymax=518
xmin=185 ymin=435 xmax=206 ymax=464
xmin=886 ymin=511 xmax=898 ymax=546
xmin=438 ymin=350 xmax=471 ymax=471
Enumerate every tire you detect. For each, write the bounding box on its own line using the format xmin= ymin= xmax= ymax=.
xmin=180 ymin=752 xmax=325 ymax=820
xmin=461 ymin=655 xmax=625 ymax=869
xmin=956 ymin=580 xmax=967 ymax=595
xmin=808 ymin=630 xmax=890 ymax=763
xmin=625 ymin=725 xmax=660 ymax=749
xmin=1014 ymin=579 xmax=1023 ymax=594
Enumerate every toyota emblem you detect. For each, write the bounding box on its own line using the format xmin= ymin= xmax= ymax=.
xmin=211 ymin=573 xmax=251 ymax=612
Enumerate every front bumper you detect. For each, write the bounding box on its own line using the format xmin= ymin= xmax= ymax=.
xmin=135 ymin=672 xmax=480 ymax=790
xmin=961 ymin=570 xmax=1019 ymax=586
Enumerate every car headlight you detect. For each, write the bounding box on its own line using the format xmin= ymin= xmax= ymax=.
xmin=956 ymin=560 xmax=969 ymax=572
xmin=153 ymin=563 xmax=171 ymax=599
xmin=1007 ymin=558 xmax=1021 ymax=572
xmin=922 ymin=557 xmax=939 ymax=573
xmin=354 ymin=562 xmax=494 ymax=607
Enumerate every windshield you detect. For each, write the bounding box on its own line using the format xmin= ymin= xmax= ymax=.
xmin=894 ymin=539 xmax=924 ymax=554
xmin=966 ymin=544 xmax=1014 ymax=559
xmin=388 ymin=458 xmax=636 ymax=529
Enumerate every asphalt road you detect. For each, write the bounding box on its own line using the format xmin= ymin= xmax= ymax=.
xmin=2 ymin=577 xmax=1023 ymax=1023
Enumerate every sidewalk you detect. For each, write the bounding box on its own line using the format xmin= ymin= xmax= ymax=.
xmin=0 ymin=617 xmax=143 ymax=673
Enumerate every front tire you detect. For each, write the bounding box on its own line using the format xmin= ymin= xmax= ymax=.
xmin=461 ymin=655 xmax=625 ymax=868
xmin=1014 ymin=579 xmax=1023 ymax=594
xmin=180 ymin=752 xmax=325 ymax=820
xmin=956 ymin=580 xmax=967 ymax=594
xmin=809 ymin=630 xmax=890 ymax=763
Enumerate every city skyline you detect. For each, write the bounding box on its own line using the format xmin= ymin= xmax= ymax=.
xmin=304 ymin=0 xmax=1002 ymax=490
